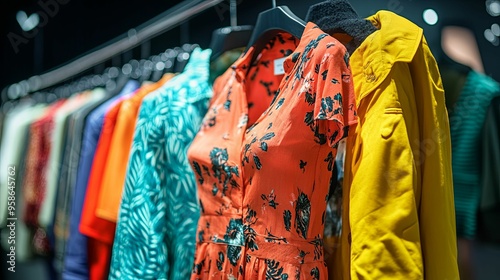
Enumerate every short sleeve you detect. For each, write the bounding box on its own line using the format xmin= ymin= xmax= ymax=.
xmin=313 ymin=47 xmax=357 ymax=148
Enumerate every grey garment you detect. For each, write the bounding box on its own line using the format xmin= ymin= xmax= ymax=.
xmin=52 ymin=92 xmax=111 ymax=275
xmin=479 ymin=96 xmax=500 ymax=244
xmin=52 ymin=81 xmax=127 ymax=275
xmin=52 ymin=110 xmax=77 ymax=275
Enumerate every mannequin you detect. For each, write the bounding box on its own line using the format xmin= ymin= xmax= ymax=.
xmin=440 ymin=24 xmax=484 ymax=111
xmin=441 ymin=25 xmax=484 ymax=74
xmin=440 ymin=24 xmax=485 ymax=280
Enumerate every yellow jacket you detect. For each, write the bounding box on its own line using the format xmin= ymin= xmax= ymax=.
xmin=340 ymin=11 xmax=459 ymax=279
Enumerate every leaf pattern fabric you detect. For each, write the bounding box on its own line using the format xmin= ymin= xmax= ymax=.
xmin=187 ymin=23 xmax=357 ymax=279
xmin=109 ymin=48 xmax=213 ymax=280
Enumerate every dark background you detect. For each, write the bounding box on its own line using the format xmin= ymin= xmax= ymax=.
xmin=1 ymin=1 xmax=500 ymax=279
xmin=0 ymin=0 xmax=499 ymax=98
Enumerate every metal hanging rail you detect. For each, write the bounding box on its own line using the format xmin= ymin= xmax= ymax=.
xmin=4 ymin=0 xmax=224 ymax=97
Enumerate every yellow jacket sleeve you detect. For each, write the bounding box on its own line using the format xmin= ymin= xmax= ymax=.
xmin=410 ymin=37 xmax=458 ymax=279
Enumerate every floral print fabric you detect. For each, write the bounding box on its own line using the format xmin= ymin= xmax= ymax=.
xmin=187 ymin=23 xmax=356 ymax=280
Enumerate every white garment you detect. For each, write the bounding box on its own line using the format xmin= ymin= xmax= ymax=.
xmin=0 ymin=101 xmax=38 ymax=226
xmin=0 ymin=103 xmax=47 ymax=261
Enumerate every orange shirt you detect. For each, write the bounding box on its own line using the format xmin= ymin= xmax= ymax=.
xmin=187 ymin=23 xmax=356 ymax=279
xmin=95 ymin=73 xmax=175 ymax=222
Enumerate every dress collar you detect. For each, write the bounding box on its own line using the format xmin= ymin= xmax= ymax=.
xmin=283 ymin=22 xmax=347 ymax=75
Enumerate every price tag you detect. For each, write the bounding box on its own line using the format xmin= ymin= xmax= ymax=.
xmin=274 ymin=57 xmax=286 ymax=75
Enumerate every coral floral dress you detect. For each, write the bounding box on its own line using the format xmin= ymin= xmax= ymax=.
xmin=187 ymin=23 xmax=357 ymax=280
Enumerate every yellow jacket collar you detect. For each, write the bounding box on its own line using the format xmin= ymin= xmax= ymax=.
xmin=350 ymin=10 xmax=423 ymax=105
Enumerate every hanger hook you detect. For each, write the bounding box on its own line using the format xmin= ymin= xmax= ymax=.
xmin=272 ymin=0 xmax=276 ymax=8
xmin=230 ymin=0 xmax=237 ymax=27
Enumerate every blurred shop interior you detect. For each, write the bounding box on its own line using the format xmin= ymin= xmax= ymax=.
xmin=1 ymin=0 xmax=499 ymax=280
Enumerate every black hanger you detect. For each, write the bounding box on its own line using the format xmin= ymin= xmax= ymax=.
xmin=136 ymin=59 xmax=153 ymax=83
xmin=210 ymin=26 xmax=254 ymax=62
xmin=166 ymin=48 xmax=178 ymax=71
xmin=246 ymin=5 xmax=306 ymax=63
xmin=305 ymin=0 xmax=376 ymax=54
xmin=144 ymin=59 xmax=156 ymax=82
xmin=210 ymin=0 xmax=253 ymax=62
xmin=120 ymin=50 xmax=153 ymax=83
xmin=112 ymin=63 xmax=132 ymax=93
xmin=128 ymin=59 xmax=141 ymax=81
xmin=149 ymin=55 xmax=164 ymax=83
xmin=97 ymin=67 xmax=112 ymax=90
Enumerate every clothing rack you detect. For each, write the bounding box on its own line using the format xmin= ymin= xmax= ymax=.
xmin=3 ymin=0 xmax=224 ymax=98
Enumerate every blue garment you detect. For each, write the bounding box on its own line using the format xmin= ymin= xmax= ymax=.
xmin=63 ymin=80 xmax=139 ymax=280
xmin=109 ymin=48 xmax=212 ymax=280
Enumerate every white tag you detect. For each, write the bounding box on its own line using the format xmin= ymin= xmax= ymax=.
xmin=274 ymin=57 xmax=286 ymax=75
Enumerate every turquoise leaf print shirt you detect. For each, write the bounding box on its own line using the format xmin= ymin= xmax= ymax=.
xmin=109 ymin=48 xmax=213 ymax=280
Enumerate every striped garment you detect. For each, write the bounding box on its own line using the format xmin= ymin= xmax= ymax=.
xmin=449 ymin=70 xmax=500 ymax=239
